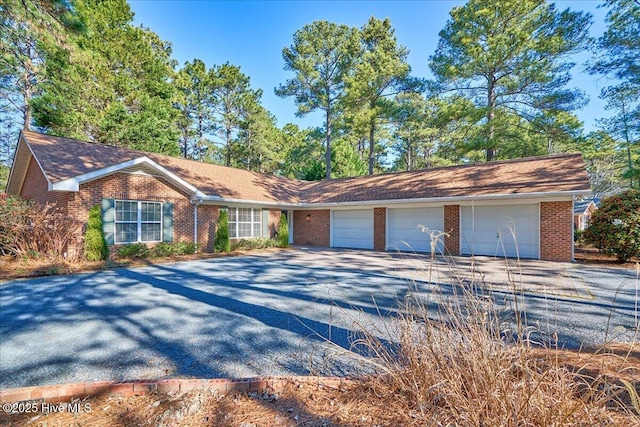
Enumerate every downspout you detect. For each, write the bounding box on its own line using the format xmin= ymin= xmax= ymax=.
xmin=194 ymin=199 xmax=202 ymax=252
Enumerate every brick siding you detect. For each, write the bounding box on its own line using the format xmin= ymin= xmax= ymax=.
xmin=540 ymin=201 xmax=573 ymax=262
xmin=196 ymin=205 xmax=219 ymax=252
xmin=17 ymin=155 xmax=576 ymax=261
xmin=293 ymin=210 xmax=330 ymax=246
xmin=69 ymin=173 xmax=194 ymax=247
xmin=268 ymin=209 xmax=281 ymax=238
xmin=443 ymin=205 xmax=460 ymax=255
xmin=19 ymin=157 xmax=71 ymax=211
xmin=373 ymin=208 xmax=386 ymax=250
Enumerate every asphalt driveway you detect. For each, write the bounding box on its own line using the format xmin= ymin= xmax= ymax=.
xmin=1 ymin=248 xmax=638 ymax=389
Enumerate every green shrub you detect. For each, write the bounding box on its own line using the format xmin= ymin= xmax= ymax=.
xmin=117 ymin=243 xmax=149 ymax=258
xmin=214 ymin=210 xmax=230 ymax=252
xmin=583 ymin=189 xmax=640 ymax=262
xmin=573 ymin=229 xmax=583 ymax=244
xmin=152 ymin=242 xmax=175 ymax=258
xmin=277 ymin=213 xmax=289 ymax=248
xmin=116 ymin=241 xmax=198 ymax=259
xmin=173 ymin=241 xmax=198 ymax=255
xmin=84 ymin=205 xmax=109 ymax=261
xmin=231 ymin=237 xmax=279 ymax=251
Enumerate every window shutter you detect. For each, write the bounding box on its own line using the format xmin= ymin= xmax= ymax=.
xmin=101 ymin=198 xmax=115 ymax=245
xmin=163 ymin=201 xmax=174 ymax=242
xmin=262 ymin=209 xmax=269 ymax=238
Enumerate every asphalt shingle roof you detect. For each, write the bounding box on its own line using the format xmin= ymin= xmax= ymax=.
xmin=21 ymin=131 xmax=591 ymax=204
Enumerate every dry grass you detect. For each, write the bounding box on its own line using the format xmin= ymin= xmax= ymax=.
xmin=332 ymin=246 xmax=640 ymax=426
xmin=1 ymin=345 xmax=638 ymax=427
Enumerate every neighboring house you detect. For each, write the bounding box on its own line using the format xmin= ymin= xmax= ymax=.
xmin=6 ymin=131 xmax=592 ymax=262
xmin=573 ymin=199 xmax=598 ymax=231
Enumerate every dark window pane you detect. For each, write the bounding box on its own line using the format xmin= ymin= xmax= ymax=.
xmin=116 ymin=223 xmax=137 ymax=243
xmin=141 ymin=223 xmax=161 ymax=242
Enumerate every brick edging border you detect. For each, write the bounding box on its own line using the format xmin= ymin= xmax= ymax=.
xmin=0 ymin=376 xmax=356 ymax=404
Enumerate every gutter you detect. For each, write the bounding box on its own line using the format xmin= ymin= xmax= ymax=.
xmin=191 ymin=189 xmax=591 ymax=210
xmin=193 ymin=199 xmax=202 ymax=251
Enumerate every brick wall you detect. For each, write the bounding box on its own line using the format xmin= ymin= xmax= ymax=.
xmin=196 ymin=205 xmax=219 ymax=252
xmin=19 ymin=157 xmax=71 ymax=211
xmin=373 ymin=208 xmax=386 ymax=250
xmin=293 ymin=210 xmax=330 ymax=246
xmin=540 ymin=201 xmax=573 ymax=262
xmin=68 ymin=172 xmax=195 ymax=250
xmin=443 ymin=205 xmax=460 ymax=255
xmin=268 ymin=209 xmax=281 ymax=238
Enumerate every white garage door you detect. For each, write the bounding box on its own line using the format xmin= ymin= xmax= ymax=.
xmin=332 ymin=209 xmax=374 ymax=249
xmin=461 ymin=205 xmax=539 ymax=259
xmin=387 ymin=207 xmax=444 ymax=253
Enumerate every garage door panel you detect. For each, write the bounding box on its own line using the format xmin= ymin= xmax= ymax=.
xmin=387 ymin=207 xmax=444 ymax=253
xmin=332 ymin=210 xmax=374 ymax=249
xmin=461 ymin=205 xmax=539 ymax=259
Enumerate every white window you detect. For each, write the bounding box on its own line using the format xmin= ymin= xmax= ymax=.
xmin=115 ymin=200 xmax=162 ymax=244
xmin=228 ymin=207 xmax=262 ymax=239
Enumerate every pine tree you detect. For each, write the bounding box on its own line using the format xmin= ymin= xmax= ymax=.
xmin=589 ymin=0 xmax=639 ymax=189
xmin=31 ymin=0 xmax=180 ymax=155
xmin=276 ymin=21 xmax=360 ymax=179
xmin=429 ymin=0 xmax=590 ymax=161
xmin=345 ymin=17 xmax=421 ymax=174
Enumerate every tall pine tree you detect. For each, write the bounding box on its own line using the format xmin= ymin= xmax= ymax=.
xmin=345 ymin=17 xmax=421 ymax=174
xmin=589 ymin=0 xmax=639 ymax=189
xmin=429 ymin=0 xmax=590 ymax=161
xmin=276 ymin=21 xmax=360 ymax=179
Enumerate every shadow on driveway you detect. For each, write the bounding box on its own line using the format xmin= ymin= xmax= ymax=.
xmin=1 ymin=249 xmax=637 ymax=389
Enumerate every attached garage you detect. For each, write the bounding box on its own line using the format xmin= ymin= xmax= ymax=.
xmin=461 ymin=204 xmax=539 ymax=259
xmin=387 ymin=207 xmax=444 ymax=253
xmin=331 ymin=209 xmax=374 ymax=249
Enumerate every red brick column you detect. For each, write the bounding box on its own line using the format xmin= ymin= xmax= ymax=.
xmin=268 ymin=209 xmax=281 ymax=238
xmin=373 ymin=207 xmax=386 ymax=250
xmin=293 ymin=210 xmax=330 ymax=246
xmin=197 ymin=205 xmax=219 ymax=253
xmin=540 ymin=201 xmax=573 ymax=262
xmin=443 ymin=205 xmax=460 ymax=255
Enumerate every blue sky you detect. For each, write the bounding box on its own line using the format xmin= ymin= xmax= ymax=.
xmin=129 ymin=0 xmax=610 ymax=133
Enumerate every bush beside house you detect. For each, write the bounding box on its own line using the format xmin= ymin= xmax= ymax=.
xmin=214 ymin=210 xmax=230 ymax=252
xmin=0 ymin=194 xmax=80 ymax=260
xmin=278 ymin=213 xmax=289 ymax=248
xmin=584 ymin=189 xmax=640 ymax=262
xmin=84 ymin=205 xmax=109 ymax=261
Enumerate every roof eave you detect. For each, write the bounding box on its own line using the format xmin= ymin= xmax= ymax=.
xmin=195 ymin=195 xmax=299 ymax=208
xmin=193 ymin=189 xmax=591 ymax=209
xmin=5 ymin=131 xmax=26 ymax=194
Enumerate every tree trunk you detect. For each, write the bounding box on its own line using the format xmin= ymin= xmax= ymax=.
xmin=368 ymin=107 xmax=375 ymax=175
xmin=22 ymin=69 xmax=32 ymax=130
xmin=325 ymin=110 xmax=331 ymax=180
xmin=225 ymin=125 xmax=232 ymax=167
xmin=621 ymin=99 xmax=633 ymax=188
xmin=486 ymin=78 xmax=496 ymax=162
xmin=197 ymin=115 xmax=204 ymax=161
xmin=182 ymin=134 xmax=188 ymax=158
xmin=22 ymin=105 xmax=31 ymax=131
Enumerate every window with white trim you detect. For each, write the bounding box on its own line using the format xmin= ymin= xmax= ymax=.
xmin=228 ymin=207 xmax=262 ymax=239
xmin=115 ymin=200 xmax=162 ymax=243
